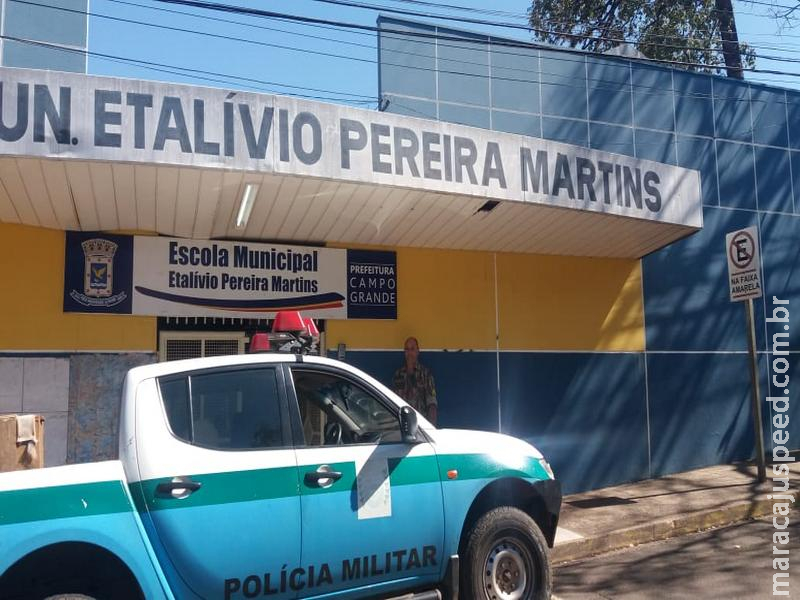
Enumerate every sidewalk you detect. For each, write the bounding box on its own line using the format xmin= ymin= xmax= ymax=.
xmin=552 ymin=459 xmax=799 ymax=564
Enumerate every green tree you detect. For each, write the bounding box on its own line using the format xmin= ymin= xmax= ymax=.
xmin=528 ymin=0 xmax=754 ymax=78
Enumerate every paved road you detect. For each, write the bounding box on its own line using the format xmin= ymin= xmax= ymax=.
xmin=553 ymin=517 xmax=798 ymax=599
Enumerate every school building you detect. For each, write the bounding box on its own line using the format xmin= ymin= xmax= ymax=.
xmin=0 ymin=11 xmax=796 ymax=494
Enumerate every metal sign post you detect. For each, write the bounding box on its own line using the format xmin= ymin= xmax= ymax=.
xmin=725 ymin=226 xmax=766 ymax=482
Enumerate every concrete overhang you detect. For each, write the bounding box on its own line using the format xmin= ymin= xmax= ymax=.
xmin=0 ymin=67 xmax=703 ymax=257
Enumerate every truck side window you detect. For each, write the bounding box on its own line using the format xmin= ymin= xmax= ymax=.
xmin=158 ymin=368 xmax=284 ymax=450
xmin=291 ymin=369 xmax=401 ymax=446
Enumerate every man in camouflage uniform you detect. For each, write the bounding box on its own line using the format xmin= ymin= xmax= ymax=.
xmin=393 ymin=337 xmax=437 ymax=425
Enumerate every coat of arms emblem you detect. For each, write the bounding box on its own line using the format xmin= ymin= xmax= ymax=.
xmin=82 ymin=238 xmax=117 ymax=298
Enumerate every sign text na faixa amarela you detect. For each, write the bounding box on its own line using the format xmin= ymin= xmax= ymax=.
xmin=0 ymin=68 xmax=701 ymax=227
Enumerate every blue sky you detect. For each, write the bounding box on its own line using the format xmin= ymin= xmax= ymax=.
xmin=86 ymin=0 xmax=800 ymax=104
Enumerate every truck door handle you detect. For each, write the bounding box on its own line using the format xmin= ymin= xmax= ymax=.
xmin=156 ymin=478 xmax=202 ymax=498
xmin=304 ymin=466 xmax=342 ymax=488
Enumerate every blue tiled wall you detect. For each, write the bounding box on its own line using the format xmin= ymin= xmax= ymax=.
xmin=338 ymin=350 xmax=648 ymax=495
xmin=377 ymin=17 xmax=799 ymax=492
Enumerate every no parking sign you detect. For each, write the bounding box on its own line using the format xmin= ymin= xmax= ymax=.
xmin=725 ymin=226 xmax=762 ymax=302
xmin=724 ymin=225 xmax=767 ymax=482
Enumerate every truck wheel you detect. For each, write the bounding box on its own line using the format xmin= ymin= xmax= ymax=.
xmin=462 ymin=506 xmax=552 ymax=600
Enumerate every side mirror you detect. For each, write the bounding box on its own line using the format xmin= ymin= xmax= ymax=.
xmin=399 ymin=406 xmax=419 ymax=443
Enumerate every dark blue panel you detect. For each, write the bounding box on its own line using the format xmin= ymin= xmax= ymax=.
xmin=378 ymin=19 xmax=437 ymax=100
xmin=438 ymin=103 xmax=490 ymax=129
xmin=788 ymin=91 xmax=800 ymax=150
xmin=492 ymin=110 xmax=540 ymax=137
xmin=673 ymin=71 xmax=714 ymax=137
xmin=499 ymin=353 xmax=648 ymax=494
xmin=792 ymin=151 xmax=800 ymax=214
xmin=764 ymin=353 xmax=800 ymax=453
xmin=586 ymin=57 xmax=632 ymax=126
xmin=437 ymin=28 xmax=490 ymax=106
xmin=632 ymin=64 xmax=674 ymax=132
xmin=643 ymin=205 xmax=768 ymax=352
xmin=589 ymin=122 xmax=634 ymax=156
xmin=754 ymin=147 xmax=792 ymax=214
xmin=750 ymin=86 xmax=788 ymax=148
xmin=424 ymin=352 xmax=499 ymax=431
xmin=490 ymin=44 xmax=539 ymax=113
xmin=542 ymin=117 xmax=588 ymax=147
xmin=5 ymin=0 xmax=87 ymax=47
xmin=384 ymin=95 xmax=437 ymax=120
xmin=716 ymin=141 xmax=756 ymax=210
xmin=759 ymin=212 xmax=800 ymax=352
xmin=647 ymin=352 xmax=768 ymax=477
xmin=335 ymin=350 xmax=499 ymax=433
xmin=676 ymin=135 xmax=718 ymax=206
xmin=713 ymin=78 xmax=752 ymax=143
xmin=635 ymin=129 xmax=675 ymax=165
xmin=540 ymin=50 xmax=587 ymax=120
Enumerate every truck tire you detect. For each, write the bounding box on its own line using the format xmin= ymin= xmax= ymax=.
xmin=462 ymin=506 xmax=552 ymax=600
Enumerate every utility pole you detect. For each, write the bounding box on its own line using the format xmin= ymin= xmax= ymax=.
xmin=715 ymin=0 xmax=744 ymax=79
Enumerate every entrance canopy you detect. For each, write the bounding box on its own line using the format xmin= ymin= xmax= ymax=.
xmin=0 ymin=67 xmax=702 ymax=257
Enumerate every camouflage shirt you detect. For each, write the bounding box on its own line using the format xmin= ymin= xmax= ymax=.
xmin=392 ymin=362 xmax=437 ymax=417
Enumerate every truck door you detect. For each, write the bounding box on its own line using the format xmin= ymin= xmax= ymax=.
xmin=132 ymin=365 xmax=301 ymax=599
xmin=286 ymin=365 xmax=445 ymax=599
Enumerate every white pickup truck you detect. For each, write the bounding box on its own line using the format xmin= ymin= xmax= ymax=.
xmin=0 ymin=350 xmax=560 ymax=600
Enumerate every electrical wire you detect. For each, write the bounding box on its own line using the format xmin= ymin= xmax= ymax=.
xmin=109 ymin=0 xmax=800 ymax=59
xmin=0 ymin=34 xmax=377 ymax=104
xmin=334 ymin=0 xmax=800 ymax=40
xmin=30 ymin=0 xmax=797 ymax=102
xmin=143 ymin=0 xmax=800 ymax=78
xmin=13 ymin=0 xmax=800 ymax=102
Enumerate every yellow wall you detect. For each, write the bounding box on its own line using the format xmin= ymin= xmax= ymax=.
xmin=328 ymin=246 xmax=644 ymax=352
xmin=0 ymin=223 xmax=156 ymax=351
xmin=329 ymin=247 xmax=497 ymax=350
xmin=0 ymin=224 xmax=642 ymax=353
xmin=496 ymin=253 xmax=644 ymax=351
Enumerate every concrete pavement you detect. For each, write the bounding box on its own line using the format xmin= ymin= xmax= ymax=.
xmin=553 ymin=517 xmax=799 ymax=599
xmin=552 ymin=459 xmax=799 ymax=564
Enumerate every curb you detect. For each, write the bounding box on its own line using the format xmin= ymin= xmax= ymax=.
xmin=552 ymin=498 xmax=777 ymax=564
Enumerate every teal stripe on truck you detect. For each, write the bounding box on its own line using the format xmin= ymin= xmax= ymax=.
xmin=0 ymin=480 xmax=132 ymax=526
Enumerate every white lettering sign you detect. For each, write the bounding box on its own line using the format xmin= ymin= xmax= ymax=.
xmin=0 ymin=68 xmax=702 ymax=228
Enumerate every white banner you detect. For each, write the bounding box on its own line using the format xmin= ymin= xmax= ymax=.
xmin=63 ymin=232 xmax=398 ymax=319
xmin=133 ymin=237 xmax=347 ymax=318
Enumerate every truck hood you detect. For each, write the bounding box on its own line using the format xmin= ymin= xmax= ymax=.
xmin=427 ymin=428 xmax=545 ymax=461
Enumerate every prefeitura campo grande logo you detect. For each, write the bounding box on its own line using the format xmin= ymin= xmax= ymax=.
xmin=69 ymin=238 xmax=128 ymax=307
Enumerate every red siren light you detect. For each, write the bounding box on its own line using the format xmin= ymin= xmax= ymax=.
xmin=303 ymin=317 xmax=319 ymax=338
xmin=272 ymin=311 xmax=306 ymax=333
xmin=249 ymin=332 xmax=271 ymax=353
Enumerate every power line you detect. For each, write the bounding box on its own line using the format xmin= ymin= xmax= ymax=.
xmin=99 ymin=0 xmax=800 ymax=51
xmin=14 ymin=0 xmax=800 ymax=102
xmin=5 ymin=0 xmax=739 ymax=101
xmin=305 ymin=0 xmax=797 ymax=42
xmin=144 ymin=0 xmax=800 ymax=78
xmin=54 ymin=0 xmax=800 ymax=100
xmin=0 ymin=34 xmax=377 ymax=104
xmin=91 ymin=0 xmax=800 ymax=79
xmin=349 ymin=0 xmax=799 ymax=38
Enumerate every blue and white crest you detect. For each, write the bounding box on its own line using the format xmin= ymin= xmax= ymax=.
xmin=67 ymin=237 xmax=128 ymax=308
xmin=82 ymin=238 xmax=117 ymax=298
